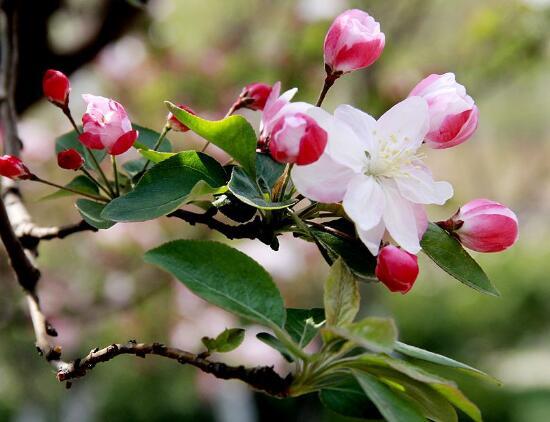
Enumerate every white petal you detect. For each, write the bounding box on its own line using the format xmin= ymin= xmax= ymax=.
xmin=309 ymin=107 xmax=366 ymax=172
xmin=357 ymin=220 xmax=385 ymax=256
xmin=334 ymin=105 xmax=378 ymax=155
xmin=381 ymin=181 xmax=422 ymax=254
xmin=376 ymin=97 xmax=429 ymax=152
xmin=395 ymin=162 xmax=453 ymax=205
xmin=343 ymin=174 xmax=385 ymax=231
xmin=291 ymin=153 xmax=355 ymax=203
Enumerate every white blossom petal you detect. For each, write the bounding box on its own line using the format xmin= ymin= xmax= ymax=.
xmin=376 ymin=97 xmax=429 ymax=152
xmin=395 ymin=162 xmax=453 ymax=205
xmin=291 ymin=153 xmax=355 ymax=203
xmin=343 ymin=174 xmax=385 ymax=231
xmin=334 ymin=105 xmax=378 ymax=156
xmin=357 ymin=220 xmax=385 ymax=256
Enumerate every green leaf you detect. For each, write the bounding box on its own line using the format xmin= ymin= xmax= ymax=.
xmin=352 ymin=370 xmax=427 ymax=422
xmin=55 ymin=129 xmax=106 ymax=170
xmin=102 ymin=151 xmax=226 ymax=222
xmin=421 ymin=223 xmax=499 ymax=296
xmin=324 ymin=258 xmax=360 ymax=330
xmin=319 ymin=377 xmax=383 ymax=420
xmin=41 ymin=175 xmax=99 ymax=200
xmin=124 ymin=124 xmax=174 ymax=177
xmin=166 ymin=101 xmax=257 ymax=178
xmin=285 ymin=308 xmax=325 ymax=347
xmin=138 ymin=149 xmax=175 ymax=164
xmin=431 ymin=384 xmax=482 ymax=422
xmin=256 ymin=332 xmax=294 ymax=362
xmin=327 ymin=318 xmax=397 ymax=354
xmin=201 ymin=328 xmax=245 ymax=353
xmin=75 ymin=199 xmax=115 ymax=230
xmin=310 ymin=227 xmax=377 ymax=281
xmin=228 ymin=166 xmax=296 ymax=210
xmin=144 ymin=240 xmax=286 ymax=328
xmin=256 ymin=153 xmax=285 ymax=191
xmin=395 ymin=342 xmax=498 ymax=384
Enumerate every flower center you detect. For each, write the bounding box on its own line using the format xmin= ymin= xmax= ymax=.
xmin=363 ymin=133 xmax=422 ymax=179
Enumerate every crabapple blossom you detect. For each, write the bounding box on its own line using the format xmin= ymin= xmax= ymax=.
xmin=57 ymin=149 xmax=84 ymax=170
xmin=442 ymin=199 xmax=519 ymax=253
xmin=409 ymin=73 xmax=478 ymax=149
xmin=292 ymin=97 xmax=453 ymax=255
xmin=79 ymin=94 xmax=138 ymax=155
xmin=42 ymin=69 xmax=70 ymax=108
xmin=240 ymin=83 xmax=272 ymax=111
xmin=375 ymin=245 xmax=419 ymax=293
xmin=167 ymin=104 xmax=196 ymax=132
xmin=259 ymin=82 xmax=327 ymax=165
xmin=324 ymin=9 xmax=385 ymax=74
xmin=0 ymin=155 xmax=31 ymax=180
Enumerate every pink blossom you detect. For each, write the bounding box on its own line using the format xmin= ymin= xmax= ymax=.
xmin=0 ymin=155 xmax=31 ymax=180
xmin=167 ymin=103 xmax=196 ymax=132
xmin=409 ymin=73 xmax=478 ymax=149
xmin=241 ymin=83 xmax=272 ymax=111
xmin=57 ymin=149 xmax=84 ymax=170
xmin=324 ymin=9 xmax=385 ymax=74
xmin=447 ymin=199 xmax=519 ymax=253
xmin=79 ymin=94 xmax=138 ymax=155
xmin=269 ymin=112 xmax=327 ymax=165
xmin=375 ymin=245 xmax=419 ymax=293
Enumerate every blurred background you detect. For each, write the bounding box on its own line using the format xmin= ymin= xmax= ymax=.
xmin=1 ymin=0 xmax=550 ymax=420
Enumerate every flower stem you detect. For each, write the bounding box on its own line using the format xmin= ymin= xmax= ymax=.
xmin=315 ymin=70 xmax=342 ymax=107
xmin=80 ymin=167 xmax=112 ymax=197
xmin=141 ymin=124 xmax=170 ymax=173
xmin=111 ymin=155 xmax=120 ymax=197
xmin=30 ymin=175 xmax=108 ymax=202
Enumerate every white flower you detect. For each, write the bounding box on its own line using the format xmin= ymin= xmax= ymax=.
xmin=291 ymin=97 xmax=453 ymax=255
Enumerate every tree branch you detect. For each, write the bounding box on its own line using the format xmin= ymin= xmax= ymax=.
xmin=56 ymin=341 xmax=292 ymax=397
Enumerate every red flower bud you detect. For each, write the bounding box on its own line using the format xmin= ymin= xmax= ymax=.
xmin=0 ymin=155 xmax=31 ymax=180
xmin=167 ymin=104 xmax=196 ymax=132
xmin=447 ymin=199 xmax=519 ymax=253
xmin=57 ymin=149 xmax=84 ymax=170
xmin=43 ymin=69 xmax=70 ymax=108
xmin=269 ymin=112 xmax=328 ymax=165
xmin=241 ymin=83 xmax=272 ymax=111
xmin=375 ymin=245 xmax=419 ymax=294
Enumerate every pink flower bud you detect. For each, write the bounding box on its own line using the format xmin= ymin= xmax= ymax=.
xmin=79 ymin=94 xmax=138 ymax=155
xmin=0 ymin=155 xmax=31 ymax=180
xmin=269 ymin=112 xmax=328 ymax=165
xmin=167 ymin=104 xmax=196 ymax=132
xmin=447 ymin=199 xmax=519 ymax=253
xmin=375 ymin=245 xmax=419 ymax=294
xmin=409 ymin=73 xmax=478 ymax=149
xmin=43 ymin=69 xmax=70 ymax=108
xmin=324 ymin=9 xmax=385 ymax=74
xmin=57 ymin=149 xmax=84 ymax=170
xmin=241 ymin=83 xmax=272 ymax=111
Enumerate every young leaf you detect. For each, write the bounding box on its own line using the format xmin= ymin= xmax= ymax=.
xmin=75 ymin=199 xmax=115 ymax=230
xmin=55 ymin=129 xmax=106 ymax=170
xmin=256 ymin=332 xmax=294 ymax=362
xmin=165 ymin=102 xmax=257 ymax=178
xmin=421 ymin=223 xmax=499 ymax=296
xmin=132 ymin=124 xmax=173 ymax=152
xmin=228 ymin=166 xmax=296 ymax=210
xmin=324 ymin=258 xmax=360 ymax=329
xmin=319 ymin=377 xmax=383 ymax=419
xmin=144 ymin=240 xmax=286 ymax=328
xmin=431 ymin=384 xmax=482 ymax=422
xmin=138 ymin=149 xmax=175 ymax=164
xmin=256 ymin=153 xmax=285 ymax=191
xmin=201 ymin=328 xmax=245 ymax=353
xmin=102 ymin=151 xmax=226 ymax=222
xmin=395 ymin=342 xmax=498 ymax=384
xmin=41 ymin=175 xmax=99 ymax=201
xmin=285 ymin=308 xmax=325 ymax=347
xmin=352 ymin=370 xmax=427 ymax=422
xmin=326 ymin=318 xmax=397 ymax=353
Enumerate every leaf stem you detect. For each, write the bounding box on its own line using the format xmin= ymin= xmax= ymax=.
xmin=111 ymin=155 xmax=120 ymax=197
xmin=271 ymin=325 xmax=310 ymax=362
xmin=30 ymin=175 xmax=109 ymax=202
xmin=141 ymin=124 xmax=170 ymax=173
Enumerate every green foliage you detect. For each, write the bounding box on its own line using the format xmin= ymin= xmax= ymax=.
xmin=326 ymin=318 xmax=397 ymax=354
xmin=324 ymin=259 xmax=360 ymax=329
xmin=319 ymin=377 xmax=383 ymax=419
xmin=123 ymin=124 xmax=173 ymax=176
xmin=201 ymin=328 xmax=245 ymax=353
xmin=102 ymin=152 xmax=226 ymax=221
xmin=421 ymin=223 xmax=499 ymax=296
xmin=165 ymin=101 xmax=257 ymax=178
xmin=75 ymin=199 xmax=115 ymax=230
xmin=41 ymin=175 xmax=99 ymax=200
xmin=144 ymin=240 xmax=286 ymax=328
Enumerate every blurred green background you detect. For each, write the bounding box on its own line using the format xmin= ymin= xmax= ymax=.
xmin=1 ymin=0 xmax=550 ymax=420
